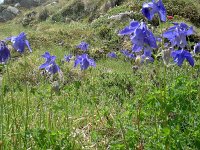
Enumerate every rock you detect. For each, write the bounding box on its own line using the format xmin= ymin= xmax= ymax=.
xmin=0 ymin=5 xmax=7 ymax=12
xmin=45 ymin=0 xmax=58 ymax=6
xmin=108 ymin=11 xmax=134 ymax=22
xmin=3 ymin=0 xmax=18 ymax=4
xmin=14 ymin=2 xmax=21 ymax=7
xmin=20 ymin=0 xmax=46 ymax=8
xmin=65 ymin=17 xmax=72 ymax=23
xmin=100 ymin=1 xmax=115 ymax=13
xmin=0 ymin=8 xmax=16 ymax=22
xmin=7 ymin=6 xmax=19 ymax=15
xmin=0 ymin=5 xmax=19 ymax=22
xmin=4 ymin=0 xmax=47 ymax=8
xmin=100 ymin=0 xmax=124 ymax=13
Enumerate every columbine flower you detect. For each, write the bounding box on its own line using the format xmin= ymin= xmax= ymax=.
xmin=163 ymin=22 xmax=194 ymax=48
xmin=39 ymin=52 xmax=60 ymax=74
xmin=142 ymin=0 xmax=166 ymax=22
xmin=120 ymin=50 xmax=135 ymax=59
xmin=119 ymin=21 xmax=157 ymax=53
xmin=77 ymin=41 xmax=89 ymax=51
xmin=119 ymin=21 xmax=157 ymax=64
xmin=141 ymin=49 xmax=154 ymax=63
xmin=194 ymin=43 xmax=200 ymax=54
xmin=0 ymin=41 xmax=10 ymax=63
xmin=121 ymin=50 xmax=130 ymax=56
xmin=74 ymin=54 xmax=96 ymax=70
xmin=131 ymin=22 xmax=157 ymax=52
xmin=171 ymin=50 xmax=194 ymax=67
xmin=107 ymin=52 xmax=117 ymax=58
xmin=64 ymin=54 xmax=72 ymax=62
xmin=6 ymin=32 xmax=32 ymax=53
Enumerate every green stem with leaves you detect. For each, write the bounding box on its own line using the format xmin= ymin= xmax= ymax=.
xmin=23 ymin=54 xmax=29 ymax=148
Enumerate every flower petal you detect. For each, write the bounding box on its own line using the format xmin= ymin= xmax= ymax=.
xmin=25 ymin=40 xmax=32 ymax=52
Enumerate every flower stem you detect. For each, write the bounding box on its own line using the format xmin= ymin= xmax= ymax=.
xmin=23 ymin=54 xmax=29 ymax=148
xmin=6 ymin=63 xmax=17 ymax=148
xmin=0 ymin=75 xmax=4 ymax=148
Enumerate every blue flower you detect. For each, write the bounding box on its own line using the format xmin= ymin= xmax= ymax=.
xmin=6 ymin=32 xmax=32 ymax=53
xmin=107 ymin=52 xmax=117 ymax=58
xmin=171 ymin=50 xmax=194 ymax=67
xmin=163 ymin=23 xmax=194 ymax=48
xmin=128 ymin=53 xmax=135 ymax=59
xmin=64 ymin=54 xmax=72 ymax=62
xmin=118 ymin=20 xmax=140 ymax=35
xmin=77 ymin=41 xmax=89 ymax=51
xmin=142 ymin=0 xmax=166 ymax=22
xmin=131 ymin=22 xmax=157 ymax=52
xmin=120 ymin=50 xmax=135 ymax=59
xmin=141 ymin=49 xmax=154 ymax=63
xmin=194 ymin=43 xmax=200 ymax=54
xmin=120 ymin=50 xmax=130 ymax=57
xmin=119 ymin=21 xmax=157 ymax=52
xmin=74 ymin=54 xmax=96 ymax=70
xmin=39 ymin=52 xmax=60 ymax=74
xmin=0 ymin=41 xmax=10 ymax=63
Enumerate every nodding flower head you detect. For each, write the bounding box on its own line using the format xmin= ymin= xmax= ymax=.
xmin=194 ymin=43 xmax=200 ymax=54
xmin=6 ymin=32 xmax=32 ymax=53
xmin=163 ymin=22 xmax=194 ymax=48
xmin=171 ymin=49 xmax=194 ymax=67
xmin=39 ymin=52 xmax=60 ymax=74
xmin=107 ymin=52 xmax=117 ymax=58
xmin=0 ymin=41 xmax=10 ymax=64
xmin=64 ymin=54 xmax=72 ymax=62
xmin=76 ymin=41 xmax=89 ymax=51
xmin=142 ymin=0 xmax=166 ymax=22
xmin=131 ymin=22 xmax=158 ymax=52
xmin=141 ymin=49 xmax=154 ymax=63
xmin=74 ymin=53 xmax=96 ymax=70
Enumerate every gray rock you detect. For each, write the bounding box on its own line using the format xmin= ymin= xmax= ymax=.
xmin=65 ymin=17 xmax=72 ymax=23
xmin=3 ymin=0 xmax=18 ymax=4
xmin=0 ymin=8 xmax=16 ymax=22
xmin=0 ymin=5 xmax=20 ymax=22
xmin=20 ymin=0 xmax=46 ymax=8
xmin=0 ymin=5 xmax=6 ymax=12
xmin=7 ymin=6 xmax=19 ymax=15
xmin=100 ymin=1 xmax=115 ymax=13
xmin=108 ymin=11 xmax=134 ymax=22
xmin=4 ymin=0 xmax=46 ymax=7
xmin=99 ymin=0 xmax=123 ymax=13
xmin=14 ymin=2 xmax=21 ymax=7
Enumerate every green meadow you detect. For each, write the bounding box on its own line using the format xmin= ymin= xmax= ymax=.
xmin=0 ymin=0 xmax=200 ymax=149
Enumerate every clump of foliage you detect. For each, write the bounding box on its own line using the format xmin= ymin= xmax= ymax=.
xmin=163 ymin=0 xmax=200 ymax=27
xmin=38 ymin=8 xmax=49 ymax=21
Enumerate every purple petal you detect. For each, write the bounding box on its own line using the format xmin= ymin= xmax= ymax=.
xmin=119 ymin=26 xmax=135 ymax=35
xmin=25 ymin=40 xmax=32 ymax=52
